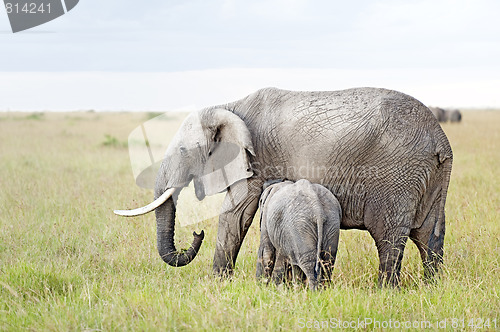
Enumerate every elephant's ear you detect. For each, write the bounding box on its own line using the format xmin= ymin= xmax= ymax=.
xmin=259 ymin=185 xmax=274 ymax=211
xmin=259 ymin=181 xmax=291 ymax=211
xmin=199 ymin=109 xmax=255 ymax=196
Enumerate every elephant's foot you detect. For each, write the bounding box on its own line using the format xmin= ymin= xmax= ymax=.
xmin=422 ymin=236 xmax=444 ymax=281
xmin=212 ymin=252 xmax=235 ymax=278
xmin=378 ymin=269 xmax=402 ymax=288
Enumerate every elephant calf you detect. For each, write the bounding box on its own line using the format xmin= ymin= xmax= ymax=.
xmin=256 ymin=179 xmax=341 ymax=290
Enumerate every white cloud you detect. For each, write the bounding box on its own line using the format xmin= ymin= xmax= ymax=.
xmin=358 ymin=0 xmax=500 ymax=43
xmin=0 ymin=0 xmax=498 ymax=108
xmin=246 ymin=0 xmax=309 ymax=21
xmin=0 ymin=69 xmax=497 ymax=112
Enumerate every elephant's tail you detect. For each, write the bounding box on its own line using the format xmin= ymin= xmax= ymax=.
xmin=313 ymin=196 xmax=325 ymax=280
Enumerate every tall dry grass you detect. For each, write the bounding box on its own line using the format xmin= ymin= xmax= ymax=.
xmin=0 ymin=110 xmax=498 ymax=331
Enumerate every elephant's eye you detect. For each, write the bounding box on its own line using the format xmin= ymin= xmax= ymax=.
xmin=179 ymin=147 xmax=187 ymax=155
xmin=208 ymin=150 xmax=212 ymax=156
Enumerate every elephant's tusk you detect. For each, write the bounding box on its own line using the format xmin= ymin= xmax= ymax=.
xmin=114 ymin=187 xmax=176 ymax=217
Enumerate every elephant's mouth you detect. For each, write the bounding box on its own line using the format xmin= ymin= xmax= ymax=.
xmin=181 ymin=174 xmax=206 ymax=201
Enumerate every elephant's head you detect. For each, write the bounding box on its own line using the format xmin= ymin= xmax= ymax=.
xmin=114 ymin=108 xmax=255 ymax=266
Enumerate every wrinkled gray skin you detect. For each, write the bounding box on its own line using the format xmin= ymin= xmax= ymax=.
xmin=256 ymin=179 xmax=341 ymax=291
xmin=132 ymin=87 xmax=452 ymax=287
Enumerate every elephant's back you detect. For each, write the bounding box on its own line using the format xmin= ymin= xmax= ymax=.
xmin=258 ymin=89 xmax=437 ymax=163
xmin=238 ymin=86 xmax=450 ymax=158
xmin=235 ymin=87 xmax=451 ymax=176
xmin=237 ymin=87 xmax=441 ymax=147
xmin=265 ymin=180 xmax=323 ymax=228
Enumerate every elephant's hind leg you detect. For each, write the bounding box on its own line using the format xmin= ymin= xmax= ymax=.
xmin=271 ymin=252 xmax=288 ymax=286
xmin=295 ymin=253 xmax=320 ymax=291
xmin=375 ymin=229 xmax=411 ymax=287
xmin=410 ymin=191 xmax=445 ymax=281
xmin=366 ymin=197 xmax=413 ymax=287
xmin=302 ymin=265 xmax=319 ymax=291
xmin=290 ymin=265 xmax=307 ymax=284
xmin=320 ymin=232 xmax=339 ymax=283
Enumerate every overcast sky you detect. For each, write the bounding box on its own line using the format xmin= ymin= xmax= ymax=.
xmin=1 ymin=0 xmax=499 ymax=110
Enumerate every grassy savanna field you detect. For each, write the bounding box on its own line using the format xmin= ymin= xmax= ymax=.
xmin=0 ymin=110 xmax=499 ymax=331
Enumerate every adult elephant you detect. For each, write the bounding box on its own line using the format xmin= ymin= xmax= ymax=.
xmin=429 ymin=106 xmax=448 ymax=122
xmin=447 ymin=109 xmax=462 ymax=123
xmin=115 ymin=87 xmax=453 ymax=286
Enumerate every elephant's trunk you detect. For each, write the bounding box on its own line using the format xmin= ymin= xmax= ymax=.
xmin=155 ymin=189 xmax=205 ymax=267
xmin=114 ymin=185 xmax=204 ymax=266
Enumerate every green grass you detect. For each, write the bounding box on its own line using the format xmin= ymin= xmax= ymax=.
xmin=0 ymin=111 xmax=499 ymax=331
xmin=25 ymin=112 xmax=45 ymax=120
xmin=102 ymin=134 xmax=128 ymax=148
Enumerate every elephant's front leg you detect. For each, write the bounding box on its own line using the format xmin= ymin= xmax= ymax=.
xmin=256 ymin=238 xmax=275 ymax=282
xmin=256 ymin=216 xmax=275 ymax=281
xmin=213 ymin=178 xmax=263 ymax=276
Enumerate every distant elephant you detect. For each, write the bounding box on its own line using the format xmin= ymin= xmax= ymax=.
xmin=429 ymin=107 xmax=448 ymax=122
xmin=256 ymin=179 xmax=341 ymax=291
xmin=115 ymin=87 xmax=453 ymax=287
xmin=447 ymin=109 xmax=462 ymax=122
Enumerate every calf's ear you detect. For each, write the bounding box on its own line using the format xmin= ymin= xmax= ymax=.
xmin=259 ymin=181 xmax=290 ymax=210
